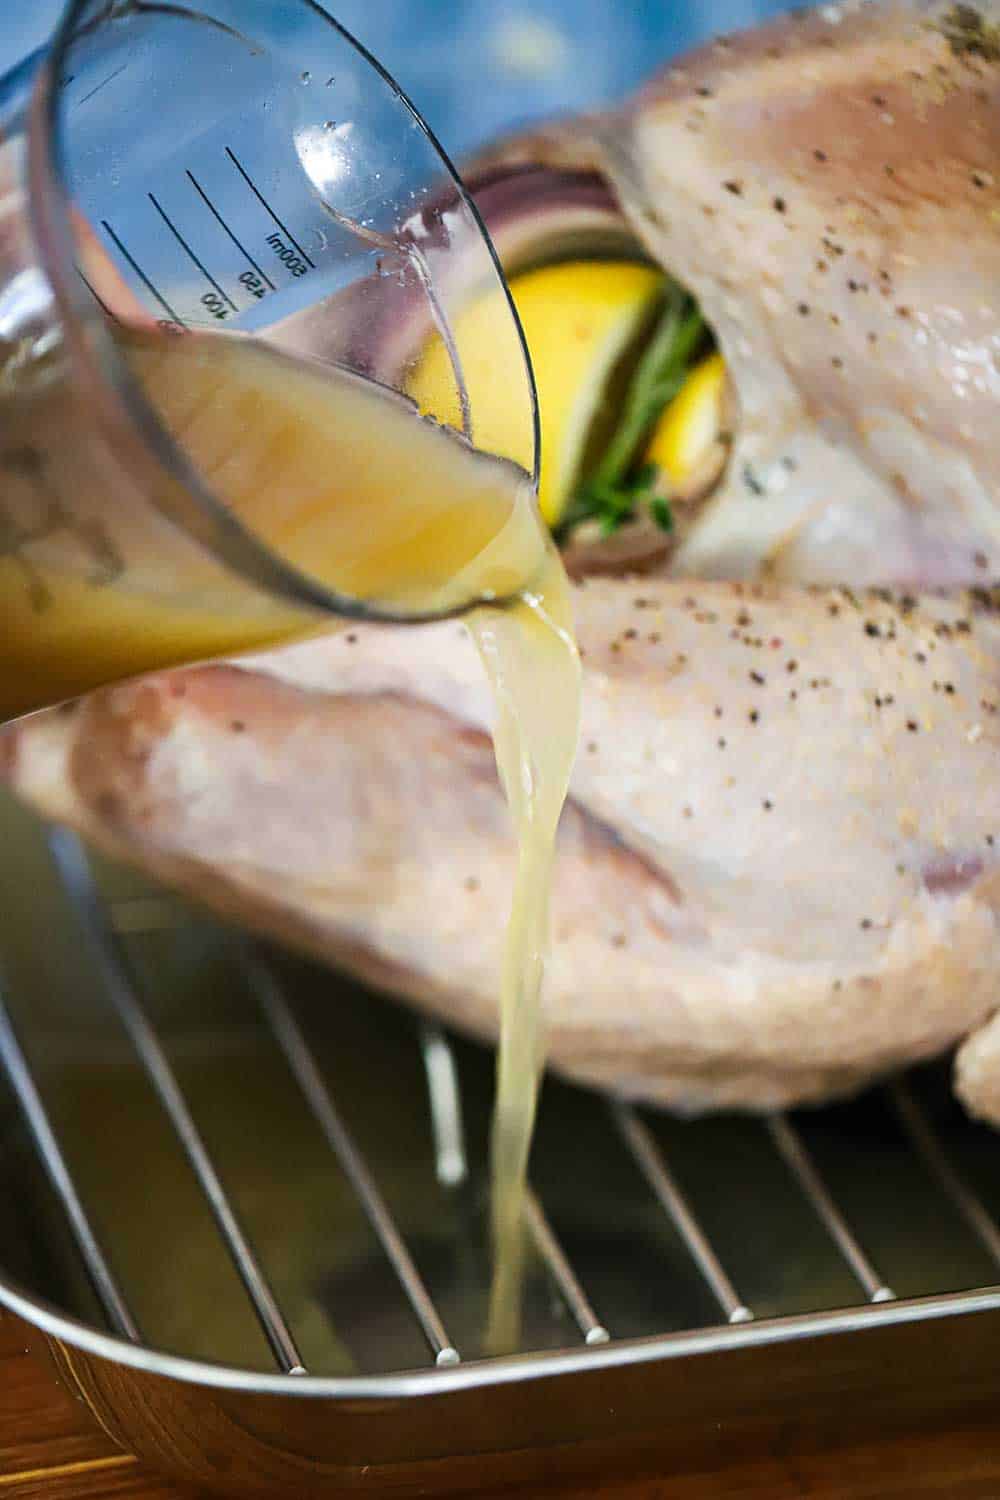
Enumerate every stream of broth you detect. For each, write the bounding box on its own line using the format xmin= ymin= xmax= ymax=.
xmin=0 ymin=324 xmax=581 ymax=1346
xmin=470 ymin=559 xmax=580 ymax=1352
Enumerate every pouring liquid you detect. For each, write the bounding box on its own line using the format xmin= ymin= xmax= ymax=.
xmin=0 ymin=323 xmax=581 ymax=1347
xmin=471 ymin=560 xmax=580 ymax=1353
xmin=0 ymin=328 xmax=549 ymax=717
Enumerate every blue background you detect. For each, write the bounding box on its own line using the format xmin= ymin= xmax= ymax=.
xmin=1 ymin=1 xmax=790 ymax=160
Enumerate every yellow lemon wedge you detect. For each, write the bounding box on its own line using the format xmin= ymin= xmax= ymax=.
xmin=645 ymin=351 xmax=728 ymax=491
xmin=406 ymin=260 xmax=665 ymax=528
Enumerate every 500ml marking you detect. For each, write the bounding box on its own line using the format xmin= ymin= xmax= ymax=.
xmin=223 ymin=148 xmax=316 ymax=285
xmin=265 ymin=232 xmax=310 ymax=278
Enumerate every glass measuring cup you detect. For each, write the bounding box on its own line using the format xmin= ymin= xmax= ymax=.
xmin=0 ymin=0 xmax=540 ymax=720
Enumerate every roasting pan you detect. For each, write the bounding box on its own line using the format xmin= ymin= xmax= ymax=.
xmin=3 ymin=782 xmax=1000 ymax=1496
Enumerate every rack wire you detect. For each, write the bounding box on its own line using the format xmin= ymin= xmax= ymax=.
xmin=2 ymin=826 xmax=1000 ymax=1377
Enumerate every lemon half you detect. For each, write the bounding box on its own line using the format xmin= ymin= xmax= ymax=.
xmin=645 ymin=352 xmax=728 ymax=490
xmin=407 ymin=260 xmax=664 ymax=528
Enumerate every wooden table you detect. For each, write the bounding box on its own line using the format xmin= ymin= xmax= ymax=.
xmin=6 ymin=1306 xmax=1000 ymax=1499
xmin=0 ymin=1310 xmax=180 ymax=1499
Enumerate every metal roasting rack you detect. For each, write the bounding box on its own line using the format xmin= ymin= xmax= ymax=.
xmin=3 ymin=792 xmax=1000 ymax=1493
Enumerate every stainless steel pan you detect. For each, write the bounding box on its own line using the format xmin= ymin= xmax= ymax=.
xmin=2 ymin=790 xmax=1000 ymax=1495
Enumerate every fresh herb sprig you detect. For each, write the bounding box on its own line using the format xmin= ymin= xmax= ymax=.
xmin=557 ymin=283 xmax=706 ymax=539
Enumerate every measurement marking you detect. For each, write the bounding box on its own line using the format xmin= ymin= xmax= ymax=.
xmin=147 ymin=192 xmax=238 ymax=312
xmin=75 ymin=60 xmax=128 ymax=108
xmin=186 ymin=170 xmax=276 ymax=290
xmin=100 ymin=220 xmax=181 ymax=324
xmin=76 ymin=267 xmax=118 ymax=322
xmin=225 ymin=146 xmax=316 ymax=268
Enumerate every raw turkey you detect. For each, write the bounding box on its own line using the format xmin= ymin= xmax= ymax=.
xmin=7 ymin=0 xmax=1000 ymax=1121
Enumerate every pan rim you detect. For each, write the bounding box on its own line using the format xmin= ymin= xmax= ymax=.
xmin=3 ymin=1268 xmax=1000 ymax=1401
